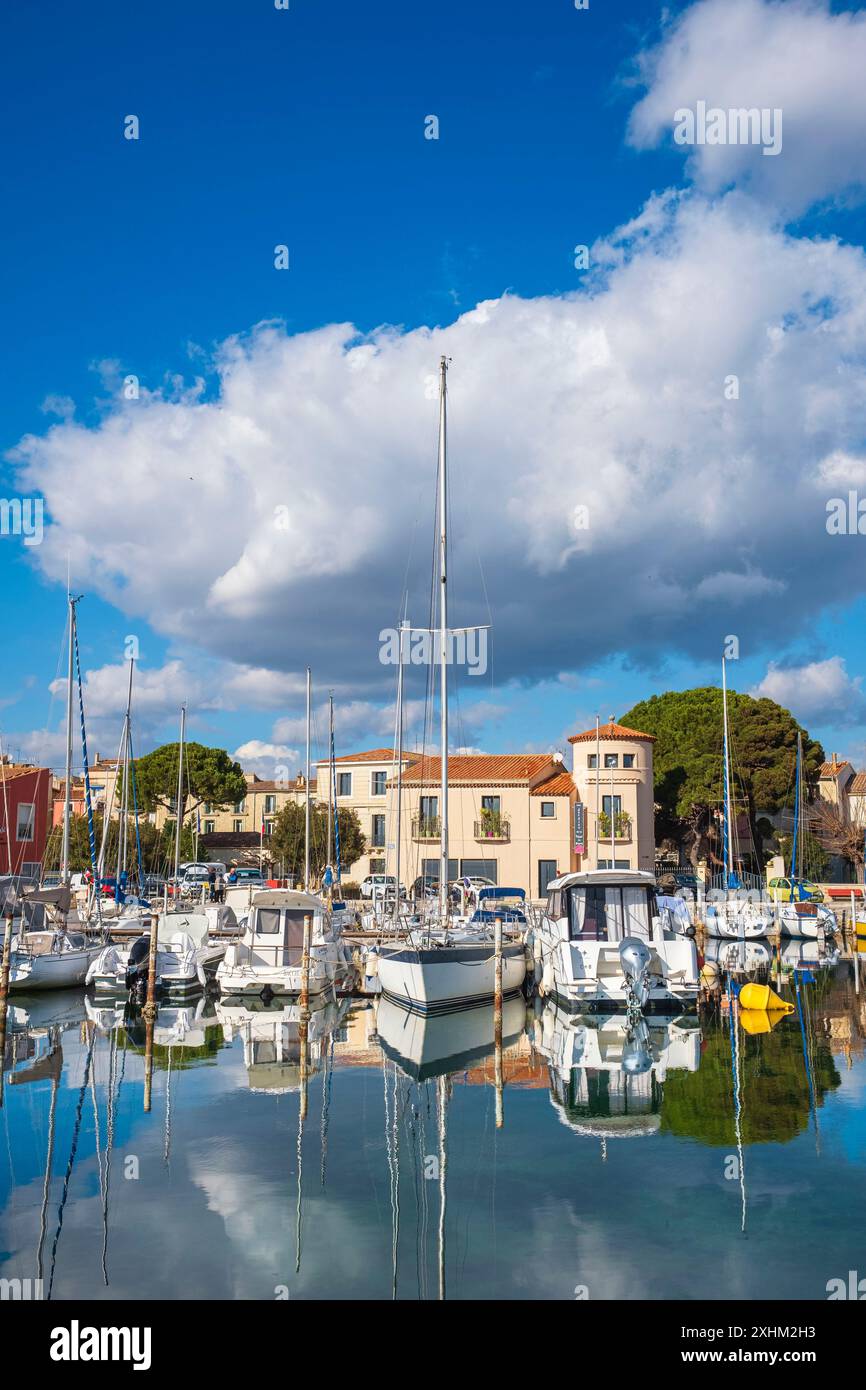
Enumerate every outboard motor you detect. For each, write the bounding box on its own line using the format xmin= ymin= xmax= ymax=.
xmin=619 ymin=936 xmax=652 ymax=1016
xmin=125 ymin=933 xmax=151 ymax=996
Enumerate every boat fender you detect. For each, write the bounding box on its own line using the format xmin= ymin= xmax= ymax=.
xmin=540 ymin=958 xmax=555 ymax=996
xmin=738 ymin=982 xmax=794 ymax=1014
xmin=365 ymin=948 xmax=380 ymax=978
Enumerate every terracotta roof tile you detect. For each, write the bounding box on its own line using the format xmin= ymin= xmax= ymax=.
xmin=530 ymin=771 xmax=574 ymax=796
xmin=399 ymin=754 xmax=556 ymax=785
xmin=849 ymin=773 xmax=866 ymax=794
xmin=819 ymin=760 xmax=852 ymax=777
xmin=317 ymin=748 xmax=401 ymax=765
xmin=569 ymin=720 xmax=655 ymax=744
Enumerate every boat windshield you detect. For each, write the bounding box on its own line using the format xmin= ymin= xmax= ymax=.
xmin=568 ymin=885 xmax=654 ymax=942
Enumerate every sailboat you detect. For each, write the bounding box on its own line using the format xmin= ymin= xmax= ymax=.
xmin=216 ymin=670 xmax=355 ymax=997
xmin=772 ymin=733 xmax=837 ymax=940
xmin=703 ymin=657 xmax=771 ymax=940
xmin=7 ymin=594 xmax=103 ymax=990
xmin=376 ymin=360 xmax=527 ymax=1012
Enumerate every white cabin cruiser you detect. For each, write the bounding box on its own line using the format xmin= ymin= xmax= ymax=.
xmin=533 ymin=997 xmax=701 ymax=1139
xmin=528 ymin=870 xmax=699 ymax=1013
xmin=85 ymin=910 xmax=227 ymax=996
xmin=216 ymin=889 xmax=355 ymax=998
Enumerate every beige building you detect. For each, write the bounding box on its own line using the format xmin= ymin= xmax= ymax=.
xmin=569 ymin=719 xmax=657 ymax=875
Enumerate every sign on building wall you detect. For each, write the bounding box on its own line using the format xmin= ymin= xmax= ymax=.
xmin=573 ymin=803 xmax=585 ymax=855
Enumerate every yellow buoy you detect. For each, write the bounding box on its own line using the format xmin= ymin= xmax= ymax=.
xmin=739 ymin=1008 xmax=788 ymax=1035
xmin=738 ymin=982 xmax=794 ymax=1014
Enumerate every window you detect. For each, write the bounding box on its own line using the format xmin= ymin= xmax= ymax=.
xmin=264 ymin=819 xmax=274 ymax=835
xmin=570 ymin=885 xmax=649 ymax=940
xmin=264 ymin=794 xmax=276 ymax=814
xmin=371 ymin=814 xmax=386 ymax=847
xmin=234 ymin=799 xmax=246 ymax=814
xmin=547 ymin=887 xmax=564 ymax=920
xmin=420 ymin=795 xmax=438 ymax=819
xmin=604 ymin=753 xmax=618 ymax=769
xmin=460 ymin=859 xmax=497 ymax=883
xmin=481 ymin=795 xmax=500 ymax=813
xmin=602 ymin=795 xmax=622 ymax=818
xmin=233 ymin=819 xmax=243 ymax=833
xmin=255 ymin=908 xmax=282 ymax=935
xmin=338 ymin=773 xmax=352 ymax=797
xmin=538 ymin=860 xmax=558 ymax=897
xmin=204 ymin=820 xmax=215 ymax=834
xmin=371 ymin=771 xmax=387 ymax=796
xmin=370 ymin=858 xmax=386 ymax=875
xmin=587 ymin=754 xmax=598 ymax=769
xmin=623 ymin=754 xmax=635 ymax=769
xmin=203 ymin=802 xmax=212 ymax=814
xmin=540 ymin=801 xmax=555 ymax=818
xmin=422 ymin=857 xmax=458 ymax=882
xmin=16 ymin=803 xmax=35 ymax=842
xmin=597 ymin=859 xmax=631 ymax=870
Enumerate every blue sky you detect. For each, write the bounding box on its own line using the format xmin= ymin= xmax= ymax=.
xmin=3 ymin=0 xmax=866 ymax=776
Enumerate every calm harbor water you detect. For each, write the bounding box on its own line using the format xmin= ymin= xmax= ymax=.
xmin=1 ymin=958 xmax=865 ymax=1302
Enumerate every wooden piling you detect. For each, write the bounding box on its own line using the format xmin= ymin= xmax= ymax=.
xmin=494 ymin=914 xmax=503 ymax=1129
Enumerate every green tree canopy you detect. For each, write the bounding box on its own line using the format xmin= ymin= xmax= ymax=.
xmin=269 ymin=801 xmax=366 ymax=883
xmin=133 ymin=742 xmax=247 ymax=822
xmin=619 ymin=686 xmax=823 ymax=864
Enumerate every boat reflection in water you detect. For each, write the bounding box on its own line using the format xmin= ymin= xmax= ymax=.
xmin=778 ymin=938 xmax=840 ymax=974
xmin=532 ymin=999 xmax=701 ymax=1141
xmin=215 ymin=993 xmax=351 ymax=1094
xmin=703 ymin=936 xmax=772 ymax=979
xmin=375 ymin=994 xmax=526 ymax=1080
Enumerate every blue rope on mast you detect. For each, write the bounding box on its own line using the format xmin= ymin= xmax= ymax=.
xmin=72 ymin=608 xmax=100 ymax=894
xmin=127 ymin=729 xmax=146 ymax=896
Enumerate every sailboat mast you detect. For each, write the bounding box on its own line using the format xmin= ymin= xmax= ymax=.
xmin=790 ymin=732 xmax=802 ymax=888
xmin=61 ymin=594 xmax=75 ymax=886
xmin=305 ymin=667 xmax=311 ymax=891
xmin=327 ymin=693 xmax=333 ymax=872
xmin=438 ymin=355 xmax=449 ymax=921
xmin=393 ymin=619 xmax=407 ymax=922
xmin=722 ymin=657 xmax=734 ymax=882
xmin=173 ymin=704 xmax=186 ymax=885
xmin=117 ymin=658 xmax=135 ymax=888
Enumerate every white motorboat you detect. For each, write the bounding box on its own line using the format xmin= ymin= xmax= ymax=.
xmin=85 ymin=911 xmax=227 ymax=996
xmin=216 ymin=889 xmax=355 ymax=997
xmin=533 ymin=998 xmax=701 ymax=1139
xmin=527 ymin=870 xmax=699 ymax=1013
xmin=775 ymin=899 xmax=837 ymax=939
xmin=7 ymin=927 xmax=103 ymax=992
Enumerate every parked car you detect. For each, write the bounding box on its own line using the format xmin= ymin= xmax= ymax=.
xmin=361 ymin=873 xmax=404 ymax=899
xmin=227 ymin=867 xmax=264 ymax=886
xmin=767 ymin=876 xmax=825 ymax=903
xmin=412 ymin=875 xmax=439 ymax=899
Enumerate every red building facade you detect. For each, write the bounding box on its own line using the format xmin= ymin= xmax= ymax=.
xmin=0 ymin=765 xmax=51 ymax=878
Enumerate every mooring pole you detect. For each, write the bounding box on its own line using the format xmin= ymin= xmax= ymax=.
xmin=494 ymin=914 xmax=504 ymax=1129
xmin=299 ymin=913 xmax=312 ymax=1120
xmin=0 ymin=911 xmax=12 ymax=1108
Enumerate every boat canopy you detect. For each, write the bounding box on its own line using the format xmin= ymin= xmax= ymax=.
xmin=251 ymin=888 xmax=324 ymax=914
xmin=476 ymin=886 xmax=525 ymax=902
xmin=547 ymin=870 xmax=655 ymax=893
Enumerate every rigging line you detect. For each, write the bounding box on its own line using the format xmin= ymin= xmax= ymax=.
xmin=47 ymin=1022 xmax=98 ymax=1301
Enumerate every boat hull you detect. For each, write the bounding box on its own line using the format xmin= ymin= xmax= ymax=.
xmin=377 ymin=942 xmax=526 ymax=1014
xmin=9 ymin=945 xmax=102 ymax=992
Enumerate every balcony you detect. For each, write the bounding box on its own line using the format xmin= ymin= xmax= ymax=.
xmin=596 ymin=812 xmax=632 ymax=843
xmin=412 ymin=816 xmax=441 ymax=840
xmin=474 ymin=815 xmax=511 ymax=843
